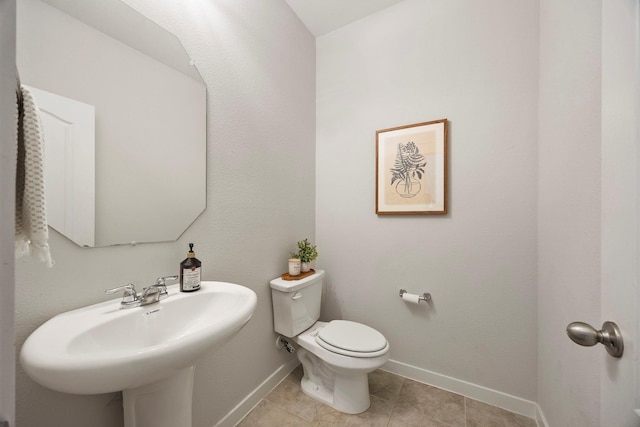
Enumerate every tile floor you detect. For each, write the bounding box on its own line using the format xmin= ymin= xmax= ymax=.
xmin=237 ymin=366 xmax=537 ymax=426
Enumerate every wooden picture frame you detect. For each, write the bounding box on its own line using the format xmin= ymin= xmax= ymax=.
xmin=376 ymin=119 xmax=448 ymax=215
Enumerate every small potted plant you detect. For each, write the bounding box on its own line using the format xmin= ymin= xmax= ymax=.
xmin=291 ymin=238 xmax=318 ymax=273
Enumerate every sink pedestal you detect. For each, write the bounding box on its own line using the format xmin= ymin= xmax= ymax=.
xmin=123 ymin=366 xmax=195 ymax=427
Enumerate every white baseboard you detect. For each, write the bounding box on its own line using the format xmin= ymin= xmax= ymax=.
xmin=214 ymin=357 xmax=300 ymax=427
xmin=536 ymin=403 xmax=550 ymax=427
xmin=215 ymin=357 xmax=549 ymax=427
xmin=382 ymin=359 xmax=540 ymax=421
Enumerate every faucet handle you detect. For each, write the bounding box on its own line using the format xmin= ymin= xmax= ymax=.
xmin=140 ymin=276 xmax=177 ymax=303
xmin=105 ymin=283 xmax=139 ymax=303
xmin=153 ymin=275 xmax=178 ymax=293
xmin=155 ymin=275 xmax=179 ymax=286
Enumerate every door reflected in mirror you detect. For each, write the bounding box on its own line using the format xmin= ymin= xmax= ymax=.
xmin=17 ymin=0 xmax=207 ymax=247
xmin=28 ymin=86 xmax=96 ymax=247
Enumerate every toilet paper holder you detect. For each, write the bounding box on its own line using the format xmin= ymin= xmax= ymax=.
xmin=399 ymin=289 xmax=431 ymax=303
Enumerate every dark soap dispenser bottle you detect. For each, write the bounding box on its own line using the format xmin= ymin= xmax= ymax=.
xmin=180 ymin=243 xmax=201 ymax=292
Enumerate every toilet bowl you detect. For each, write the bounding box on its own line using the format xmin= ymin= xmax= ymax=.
xmin=270 ymin=270 xmax=390 ymax=414
xmin=294 ymin=320 xmax=389 ymax=413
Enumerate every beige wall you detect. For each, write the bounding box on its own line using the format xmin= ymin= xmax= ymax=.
xmin=538 ymin=1 xmax=602 ymax=424
xmin=1 ymin=1 xmax=16 ymax=425
xmin=538 ymin=0 xmax=640 ymax=426
xmin=15 ymin=0 xmax=315 ymax=425
xmin=316 ymin=0 xmax=538 ymax=404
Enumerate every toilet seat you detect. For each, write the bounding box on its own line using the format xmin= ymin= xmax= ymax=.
xmin=315 ymin=320 xmax=388 ymax=358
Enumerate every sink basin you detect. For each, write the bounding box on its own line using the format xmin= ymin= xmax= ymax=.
xmin=20 ymin=281 xmax=257 ymax=395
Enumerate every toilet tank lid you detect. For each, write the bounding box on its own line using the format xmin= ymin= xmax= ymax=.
xmin=270 ymin=270 xmax=325 ymax=292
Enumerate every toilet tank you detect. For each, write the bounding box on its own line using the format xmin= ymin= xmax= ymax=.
xmin=270 ymin=270 xmax=325 ymax=338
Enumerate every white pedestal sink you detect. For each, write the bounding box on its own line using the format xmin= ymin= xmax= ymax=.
xmin=20 ymin=281 xmax=257 ymax=427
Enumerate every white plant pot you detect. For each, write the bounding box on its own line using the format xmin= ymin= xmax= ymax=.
xmin=301 ymin=262 xmax=311 ymax=273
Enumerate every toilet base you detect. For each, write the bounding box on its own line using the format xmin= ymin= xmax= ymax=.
xmin=297 ymin=347 xmax=371 ymax=414
xmin=300 ymin=372 xmax=370 ymax=414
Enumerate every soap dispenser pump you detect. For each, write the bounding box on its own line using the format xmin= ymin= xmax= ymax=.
xmin=180 ymin=243 xmax=201 ymax=292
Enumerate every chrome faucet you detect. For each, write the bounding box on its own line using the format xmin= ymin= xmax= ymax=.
xmin=105 ymin=283 xmax=140 ymax=308
xmin=105 ymin=275 xmax=179 ymax=309
xmin=139 ymin=276 xmax=177 ymax=304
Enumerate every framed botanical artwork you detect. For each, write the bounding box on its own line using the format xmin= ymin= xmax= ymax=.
xmin=376 ymin=119 xmax=448 ymax=215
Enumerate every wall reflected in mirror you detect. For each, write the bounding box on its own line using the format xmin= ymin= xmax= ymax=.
xmin=17 ymin=0 xmax=207 ymax=247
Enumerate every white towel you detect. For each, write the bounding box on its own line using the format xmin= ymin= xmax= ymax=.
xmin=16 ymin=84 xmax=53 ymax=267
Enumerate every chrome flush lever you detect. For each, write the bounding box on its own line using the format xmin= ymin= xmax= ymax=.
xmin=566 ymin=321 xmax=624 ymax=358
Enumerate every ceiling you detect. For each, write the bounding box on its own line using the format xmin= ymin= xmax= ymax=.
xmin=284 ymin=0 xmax=406 ymax=37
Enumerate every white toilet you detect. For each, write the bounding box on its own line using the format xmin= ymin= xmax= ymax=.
xmin=270 ymin=270 xmax=389 ymax=414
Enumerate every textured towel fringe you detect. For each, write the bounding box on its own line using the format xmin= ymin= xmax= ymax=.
xmin=15 ymin=235 xmax=54 ymax=268
xmin=14 ymin=238 xmax=29 ymax=258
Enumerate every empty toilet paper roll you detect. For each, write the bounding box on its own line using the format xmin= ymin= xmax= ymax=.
xmin=401 ymin=292 xmax=421 ymax=304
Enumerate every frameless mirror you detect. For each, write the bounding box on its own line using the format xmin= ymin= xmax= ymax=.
xmin=17 ymin=0 xmax=207 ymax=247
